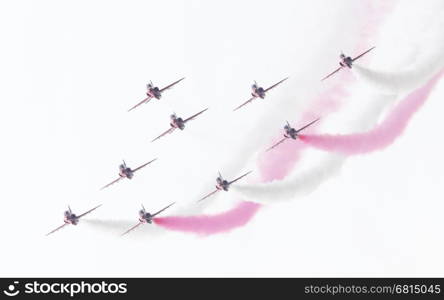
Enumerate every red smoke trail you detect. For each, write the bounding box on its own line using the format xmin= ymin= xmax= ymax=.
xmin=299 ymin=72 xmax=442 ymax=155
xmin=153 ymin=201 xmax=260 ymax=236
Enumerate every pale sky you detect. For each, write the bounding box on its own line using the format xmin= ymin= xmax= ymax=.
xmin=0 ymin=0 xmax=443 ymax=276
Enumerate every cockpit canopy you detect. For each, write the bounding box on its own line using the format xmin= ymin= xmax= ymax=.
xmin=141 ymin=212 xmax=152 ymax=222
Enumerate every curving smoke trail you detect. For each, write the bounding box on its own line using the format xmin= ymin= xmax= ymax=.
xmin=233 ymin=155 xmax=345 ymax=203
xmin=352 ymin=6 xmax=444 ymax=95
xmin=298 ymin=71 xmax=443 ymax=156
xmin=153 ymin=201 xmax=261 ymax=236
xmin=353 ymin=62 xmax=444 ymax=95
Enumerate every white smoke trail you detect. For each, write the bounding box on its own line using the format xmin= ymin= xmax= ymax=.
xmin=353 ymin=2 xmax=444 ymax=94
xmin=354 ymin=56 xmax=444 ymax=95
xmin=233 ymin=155 xmax=344 ymax=203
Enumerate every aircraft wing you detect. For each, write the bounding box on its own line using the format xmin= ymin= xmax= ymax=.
xmin=321 ymin=67 xmax=342 ymax=81
xmin=159 ymin=77 xmax=185 ymax=93
xmin=233 ymin=96 xmax=256 ymax=111
xmin=152 ymin=202 xmax=176 ymax=217
xmin=352 ymin=46 xmax=375 ymax=61
xmin=128 ymin=96 xmax=152 ymax=112
xmin=100 ymin=177 xmax=123 ymax=190
xmin=46 ymin=223 xmax=68 ymax=236
xmin=264 ymin=77 xmax=289 ymax=92
xmin=133 ymin=158 xmax=157 ymax=173
xmin=228 ymin=171 xmax=252 ymax=185
xmin=78 ymin=204 xmax=102 ymax=219
xmin=151 ymin=127 xmax=176 ymax=142
xmin=183 ymin=108 xmax=209 ymax=123
xmin=266 ymin=137 xmax=288 ymax=152
xmin=296 ymin=118 xmax=320 ymax=133
xmin=197 ymin=189 xmax=219 ymax=202
xmin=121 ymin=222 xmax=143 ymax=236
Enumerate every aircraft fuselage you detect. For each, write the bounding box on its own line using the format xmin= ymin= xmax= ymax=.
xmin=251 ymin=85 xmax=266 ymax=99
xmin=284 ymin=126 xmax=298 ymax=139
xmin=119 ymin=165 xmax=134 ymax=179
xmin=147 ymin=86 xmax=162 ymax=99
xmin=216 ymin=177 xmax=229 ymax=191
xmin=63 ymin=212 xmax=79 ymax=225
xmin=340 ymin=55 xmax=353 ymax=68
xmin=139 ymin=210 xmax=153 ymax=224
xmin=170 ymin=116 xmax=185 ymax=130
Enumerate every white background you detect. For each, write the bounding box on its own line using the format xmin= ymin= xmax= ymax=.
xmin=0 ymin=0 xmax=443 ymax=276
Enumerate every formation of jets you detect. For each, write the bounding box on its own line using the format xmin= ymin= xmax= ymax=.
xmin=46 ymin=47 xmax=374 ymax=236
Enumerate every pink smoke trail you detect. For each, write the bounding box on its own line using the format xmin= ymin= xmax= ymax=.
xmin=299 ymin=72 xmax=443 ymax=155
xmin=153 ymin=201 xmax=260 ymax=236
